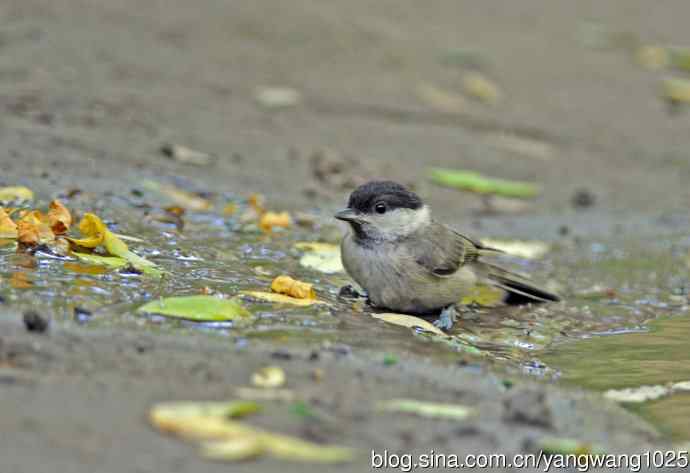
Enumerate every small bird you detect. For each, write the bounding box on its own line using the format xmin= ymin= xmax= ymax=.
xmin=335 ymin=181 xmax=559 ymax=330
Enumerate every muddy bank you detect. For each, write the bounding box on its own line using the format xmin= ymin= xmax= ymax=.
xmin=0 ymin=313 xmax=663 ymax=473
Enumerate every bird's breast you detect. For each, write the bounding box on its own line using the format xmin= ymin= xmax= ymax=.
xmin=341 ymin=235 xmax=465 ymax=314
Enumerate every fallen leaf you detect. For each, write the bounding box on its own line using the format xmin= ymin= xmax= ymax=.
xmin=72 ymin=252 xmax=128 ymax=269
xmin=241 ymin=291 xmax=326 ymax=307
xmin=480 ymin=239 xmax=550 ymax=259
xmin=662 ymin=77 xmax=690 ymax=105
xmin=537 ymin=437 xmax=605 ymax=456
xmin=377 ymin=399 xmax=473 ymax=420
xmin=270 ymin=275 xmax=315 ymax=299
xmin=17 ymin=211 xmax=53 ymax=246
xmin=294 ymin=242 xmax=343 ymax=274
xmin=462 ymin=72 xmax=501 ymax=105
xmin=68 ymin=213 xmax=106 ymax=248
xmin=637 ymin=45 xmax=690 ymax=72
xmin=161 ymin=143 xmax=215 ymax=166
xmin=152 ymin=401 xmax=261 ymax=422
xmin=383 ymin=354 xmax=398 ymax=366
xmin=636 ymin=45 xmax=669 ymax=70
xmin=149 ymin=401 xmax=354 ymax=463
xmin=604 ymin=385 xmax=670 ymax=403
xmin=69 ymin=213 xmax=157 ymax=271
xmin=251 ymin=366 xmax=286 ymax=389
xmin=416 ymin=82 xmax=466 ymax=114
xmin=202 ymin=438 xmax=264 ymax=461
xmin=222 ymin=203 xmax=237 ymax=216
xmin=247 ymin=194 xmax=266 ymax=215
xmin=372 ymin=312 xmax=446 ymax=336
xmin=254 ymin=87 xmax=302 ymax=109
xmin=259 ymin=211 xmax=291 ymax=233
xmin=672 ymin=381 xmax=690 ymax=392
xmin=0 ymin=186 xmax=34 ymax=202
xmin=142 ymin=180 xmax=212 ymax=212
xmin=47 ymin=200 xmax=72 ymax=235
xmin=429 ymin=168 xmax=540 ymax=198
xmin=137 ymin=295 xmax=252 ymax=322
xmin=0 ymin=208 xmax=18 ymax=239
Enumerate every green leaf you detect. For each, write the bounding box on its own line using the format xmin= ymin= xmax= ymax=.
xmin=537 ymin=437 xmax=606 ymax=455
xmin=383 ymin=354 xmax=399 ymax=366
xmin=72 ymin=252 xmax=128 ymax=268
xmin=377 ymin=399 xmax=473 ymax=420
xmin=72 ymin=252 xmax=162 ymax=277
xmin=137 ymin=295 xmax=252 ymax=321
xmin=429 ymin=168 xmax=540 ymax=198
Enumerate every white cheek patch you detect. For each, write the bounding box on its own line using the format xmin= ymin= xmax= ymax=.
xmin=374 ymin=206 xmax=430 ymax=237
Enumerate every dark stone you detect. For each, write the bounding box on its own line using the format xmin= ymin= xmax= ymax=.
xmin=73 ymin=306 xmax=92 ymax=324
xmin=571 ymin=189 xmax=596 ymax=209
xmin=338 ymin=284 xmax=361 ymax=299
xmin=23 ymin=310 xmax=49 ymax=333
xmin=270 ymin=349 xmax=293 ymax=360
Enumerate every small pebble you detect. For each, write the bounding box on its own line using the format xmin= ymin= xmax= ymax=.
xmin=572 ymin=189 xmax=596 ymax=209
xmin=23 ymin=310 xmax=49 ymax=333
xmin=270 ymin=349 xmax=293 ymax=361
xmin=338 ymin=284 xmax=362 ymax=299
xmin=73 ymin=307 xmax=93 ymax=324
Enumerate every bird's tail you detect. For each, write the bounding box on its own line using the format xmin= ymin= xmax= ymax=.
xmin=482 ymin=263 xmax=560 ymax=305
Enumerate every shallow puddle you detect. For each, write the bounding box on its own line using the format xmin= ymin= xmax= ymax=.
xmin=1 ymin=193 xmax=689 ymax=442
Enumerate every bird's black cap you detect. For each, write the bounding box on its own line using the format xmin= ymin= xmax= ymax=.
xmin=347 ymin=181 xmax=423 ymax=213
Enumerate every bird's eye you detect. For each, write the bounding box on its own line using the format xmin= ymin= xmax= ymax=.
xmin=374 ymin=202 xmax=387 ymax=214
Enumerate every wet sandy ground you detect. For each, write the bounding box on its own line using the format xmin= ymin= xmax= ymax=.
xmin=1 ymin=0 xmax=690 ymax=471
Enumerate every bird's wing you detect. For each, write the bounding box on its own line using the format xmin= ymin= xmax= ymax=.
xmin=412 ymin=222 xmax=495 ymax=278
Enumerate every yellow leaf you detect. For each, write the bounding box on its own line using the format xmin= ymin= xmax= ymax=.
xmin=149 ymin=401 xmax=355 ymax=464
xmin=0 ymin=208 xmax=18 ymax=239
xmin=241 ymin=291 xmax=326 ymax=307
xmin=270 ymin=275 xmax=315 ymax=299
xmin=69 ymin=213 xmax=157 ymax=271
xmin=371 ymin=313 xmax=446 ymax=336
xmin=247 ymin=194 xmax=266 ymax=215
xmin=377 ymin=399 xmax=474 ymax=420
xmin=259 ymin=211 xmax=291 ymax=233
xmin=47 ymin=200 xmax=72 ymax=235
xmin=69 ymin=213 xmax=106 ymax=248
xmin=416 ymin=82 xmax=466 ymax=114
xmin=462 ymin=72 xmax=501 ymax=105
xmin=0 ymin=186 xmax=34 ymax=202
xmin=251 ymin=366 xmax=286 ymax=389
xmin=201 ymin=438 xmax=264 ymax=461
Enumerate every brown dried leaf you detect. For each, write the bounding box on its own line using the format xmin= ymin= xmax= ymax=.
xmin=47 ymin=200 xmax=72 ymax=235
xmin=271 ymin=275 xmax=315 ymax=299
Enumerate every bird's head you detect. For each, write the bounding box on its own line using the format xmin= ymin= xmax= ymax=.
xmin=335 ymin=181 xmax=430 ymax=241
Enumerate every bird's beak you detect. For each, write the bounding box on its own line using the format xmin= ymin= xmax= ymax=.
xmin=334 ymin=208 xmax=360 ymax=222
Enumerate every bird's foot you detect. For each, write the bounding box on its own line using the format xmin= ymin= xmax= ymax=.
xmin=433 ymin=304 xmax=459 ymax=332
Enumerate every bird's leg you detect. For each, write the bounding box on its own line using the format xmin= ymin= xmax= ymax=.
xmin=434 ymin=304 xmax=459 ymax=331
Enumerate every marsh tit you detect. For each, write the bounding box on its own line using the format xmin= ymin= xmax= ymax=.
xmin=335 ymin=181 xmax=559 ymax=330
